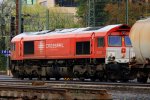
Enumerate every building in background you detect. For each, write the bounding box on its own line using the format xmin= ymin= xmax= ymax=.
xmin=22 ymin=0 xmax=37 ymax=5
xmin=37 ymin=0 xmax=78 ymax=15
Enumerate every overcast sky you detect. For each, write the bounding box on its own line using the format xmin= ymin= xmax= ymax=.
xmin=0 ymin=0 xmax=3 ymax=4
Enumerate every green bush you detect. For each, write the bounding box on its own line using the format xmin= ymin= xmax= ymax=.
xmin=0 ymin=54 xmax=6 ymax=71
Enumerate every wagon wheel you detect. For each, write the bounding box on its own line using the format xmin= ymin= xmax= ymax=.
xmin=137 ymin=76 xmax=148 ymax=83
xmin=79 ymin=77 xmax=84 ymax=81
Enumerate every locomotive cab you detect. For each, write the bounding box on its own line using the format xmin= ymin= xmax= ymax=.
xmin=106 ymin=33 xmax=133 ymax=64
xmin=105 ymin=25 xmax=135 ymax=81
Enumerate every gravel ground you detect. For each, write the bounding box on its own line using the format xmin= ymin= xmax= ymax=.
xmin=110 ymin=90 xmax=150 ymax=100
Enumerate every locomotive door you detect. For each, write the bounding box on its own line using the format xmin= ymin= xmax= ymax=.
xmin=91 ymin=32 xmax=95 ymax=56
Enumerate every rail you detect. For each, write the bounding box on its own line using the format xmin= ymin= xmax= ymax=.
xmin=0 ymin=82 xmax=112 ymax=100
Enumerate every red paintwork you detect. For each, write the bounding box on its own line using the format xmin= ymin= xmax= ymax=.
xmin=10 ymin=24 xmax=131 ymax=60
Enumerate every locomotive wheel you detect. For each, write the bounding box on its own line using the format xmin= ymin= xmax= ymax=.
xmin=91 ymin=77 xmax=96 ymax=81
xmin=38 ymin=75 xmax=42 ymax=80
xmin=137 ymin=77 xmax=143 ymax=83
xmin=121 ymin=79 xmax=128 ymax=82
xmin=20 ymin=76 xmax=24 ymax=80
xmin=46 ymin=77 xmax=50 ymax=80
xmin=32 ymin=70 xmax=38 ymax=77
xmin=29 ymin=75 xmax=32 ymax=80
xmin=96 ymin=71 xmax=104 ymax=81
xmin=79 ymin=77 xmax=84 ymax=81
xmin=83 ymin=71 xmax=90 ymax=79
xmin=21 ymin=77 xmax=24 ymax=80
xmin=110 ymin=79 xmax=116 ymax=82
xmin=74 ymin=71 xmax=80 ymax=78
xmin=137 ymin=71 xmax=148 ymax=83
xmin=55 ymin=77 xmax=60 ymax=80
xmin=142 ymin=77 xmax=148 ymax=83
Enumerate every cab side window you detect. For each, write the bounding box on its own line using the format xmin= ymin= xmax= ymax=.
xmin=97 ymin=37 xmax=104 ymax=47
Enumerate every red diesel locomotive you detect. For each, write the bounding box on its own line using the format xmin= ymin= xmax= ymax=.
xmin=10 ymin=24 xmax=135 ymax=81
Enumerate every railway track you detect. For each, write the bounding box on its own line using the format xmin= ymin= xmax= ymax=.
xmin=0 ymin=84 xmax=112 ymax=100
xmin=0 ymin=79 xmax=150 ymax=93
xmin=0 ymin=75 xmax=150 ymax=99
xmin=0 ymin=78 xmax=150 ymax=87
xmin=0 ymin=76 xmax=113 ymax=100
xmin=0 ymin=81 xmax=149 ymax=100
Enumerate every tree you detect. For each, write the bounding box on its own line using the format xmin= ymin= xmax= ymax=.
xmin=77 ymin=0 xmax=150 ymax=26
xmin=0 ymin=0 xmax=15 ymax=70
xmin=76 ymin=0 xmax=88 ymax=27
xmin=0 ymin=54 xmax=6 ymax=70
xmin=76 ymin=0 xmax=110 ymax=27
xmin=105 ymin=1 xmax=150 ymax=26
xmin=94 ymin=0 xmax=110 ymax=26
xmin=22 ymin=4 xmax=81 ymax=31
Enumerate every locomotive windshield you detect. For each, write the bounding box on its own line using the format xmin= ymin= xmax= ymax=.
xmin=108 ymin=36 xmax=122 ymax=46
xmin=125 ymin=36 xmax=132 ymax=46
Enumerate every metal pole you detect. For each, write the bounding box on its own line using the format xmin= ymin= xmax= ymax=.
xmin=5 ymin=35 xmax=10 ymax=75
xmin=88 ymin=0 xmax=95 ymax=27
xmin=46 ymin=9 xmax=50 ymax=30
xmin=117 ymin=0 xmax=120 ymax=24
xmin=18 ymin=0 xmax=22 ymax=34
xmin=16 ymin=0 xmax=22 ymax=34
xmin=16 ymin=0 xmax=18 ymax=35
xmin=126 ymin=0 xmax=128 ymax=25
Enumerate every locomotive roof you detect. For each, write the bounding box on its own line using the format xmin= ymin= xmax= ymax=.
xmin=12 ymin=24 xmax=130 ymax=41
xmin=21 ymin=24 xmax=126 ymax=35
xmin=43 ymin=24 xmax=129 ymax=36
